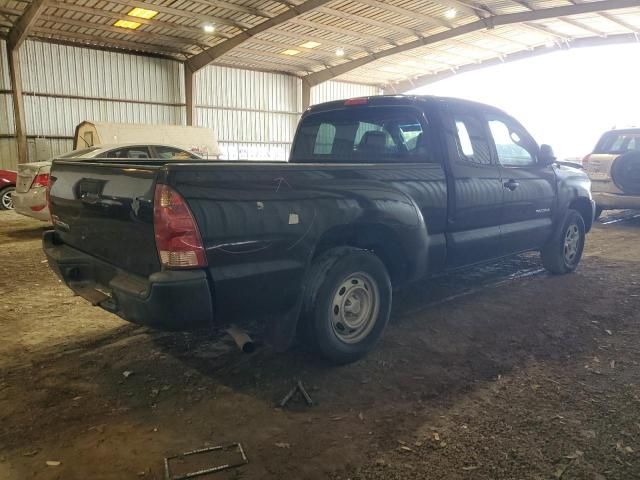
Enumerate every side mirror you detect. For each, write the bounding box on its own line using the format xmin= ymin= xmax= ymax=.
xmin=539 ymin=144 xmax=556 ymax=166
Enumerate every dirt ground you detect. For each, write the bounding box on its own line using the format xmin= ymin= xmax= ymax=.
xmin=1 ymin=209 xmax=639 ymax=480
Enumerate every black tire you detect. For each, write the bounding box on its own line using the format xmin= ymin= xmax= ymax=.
xmin=541 ymin=209 xmax=586 ymax=275
xmin=594 ymin=206 xmax=604 ymax=220
xmin=300 ymin=247 xmax=392 ymax=365
xmin=0 ymin=186 xmax=15 ymax=210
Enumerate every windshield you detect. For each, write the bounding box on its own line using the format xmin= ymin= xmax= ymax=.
xmin=594 ymin=131 xmax=640 ymax=154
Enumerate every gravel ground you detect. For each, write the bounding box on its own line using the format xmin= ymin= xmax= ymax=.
xmin=0 ymin=209 xmax=639 ymax=480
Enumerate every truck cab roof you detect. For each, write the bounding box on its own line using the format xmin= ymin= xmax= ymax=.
xmin=306 ymin=94 xmax=504 ymax=116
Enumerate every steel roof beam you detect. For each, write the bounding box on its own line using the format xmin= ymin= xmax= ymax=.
xmin=513 ymin=0 xmax=607 ymax=38
xmin=598 ymin=12 xmax=639 ymax=32
xmin=303 ymin=0 xmax=638 ymax=86
xmin=314 ymin=6 xmax=423 ymax=38
xmin=521 ymin=22 xmax=572 ymax=41
xmin=7 ymin=0 xmax=48 ymax=49
xmin=37 ymin=15 xmax=205 ymax=52
xmin=185 ymin=0 xmax=334 ymax=72
xmin=33 ymin=27 xmax=190 ymax=55
xmin=93 ymin=0 xmax=252 ymax=31
xmin=188 ymin=0 xmax=275 ymax=19
xmin=289 ymin=18 xmax=399 ymax=45
xmin=558 ymin=17 xmax=606 ymax=37
xmin=49 ymin=3 xmax=234 ymax=40
xmin=353 ymin=0 xmax=452 ymax=29
xmin=385 ymin=33 xmax=639 ymax=94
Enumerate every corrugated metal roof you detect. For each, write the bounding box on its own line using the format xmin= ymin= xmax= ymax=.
xmin=1 ymin=0 xmax=639 ymax=89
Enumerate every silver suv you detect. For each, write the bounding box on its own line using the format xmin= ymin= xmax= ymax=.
xmin=583 ymin=128 xmax=640 ymax=218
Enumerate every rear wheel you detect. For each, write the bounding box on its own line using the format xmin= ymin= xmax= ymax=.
xmin=541 ymin=209 xmax=586 ymax=274
xmin=0 ymin=186 xmax=14 ymax=210
xmin=300 ymin=247 xmax=392 ymax=364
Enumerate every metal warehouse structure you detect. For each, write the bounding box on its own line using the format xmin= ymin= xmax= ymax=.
xmin=0 ymin=0 xmax=639 ymax=167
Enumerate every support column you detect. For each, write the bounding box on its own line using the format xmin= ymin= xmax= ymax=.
xmin=184 ymin=63 xmax=195 ymax=126
xmin=7 ymin=45 xmax=27 ymax=164
xmin=6 ymin=0 xmax=50 ymax=164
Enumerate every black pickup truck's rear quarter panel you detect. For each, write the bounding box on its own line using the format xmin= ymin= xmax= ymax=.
xmin=167 ymin=162 xmax=447 ymax=321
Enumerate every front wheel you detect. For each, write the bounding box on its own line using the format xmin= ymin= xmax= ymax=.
xmin=541 ymin=209 xmax=586 ymax=274
xmin=0 ymin=186 xmax=15 ymax=210
xmin=300 ymin=247 xmax=392 ymax=364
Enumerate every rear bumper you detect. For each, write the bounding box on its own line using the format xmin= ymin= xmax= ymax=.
xmin=43 ymin=230 xmax=214 ymax=330
xmin=13 ymin=189 xmax=50 ymax=221
xmin=592 ymin=192 xmax=640 ymax=210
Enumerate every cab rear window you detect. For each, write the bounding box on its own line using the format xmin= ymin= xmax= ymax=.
xmin=291 ymin=106 xmax=433 ymax=163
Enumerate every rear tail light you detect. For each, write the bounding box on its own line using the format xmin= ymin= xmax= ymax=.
xmin=31 ymin=173 xmax=49 ymax=189
xmin=46 ymin=176 xmax=56 ymax=222
xmin=153 ymin=184 xmax=207 ymax=269
xmin=581 ymin=154 xmax=591 ymax=167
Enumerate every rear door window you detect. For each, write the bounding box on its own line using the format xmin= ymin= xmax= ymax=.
xmin=595 ymin=132 xmax=640 ymax=154
xmin=153 ymin=146 xmax=199 ymax=160
xmin=452 ymin=114 xmax=492 ymax=165
xmin=291 ymin=106 xmax=432 ymax=163
xmin=98 ymin=146 xmax=152 ymax=160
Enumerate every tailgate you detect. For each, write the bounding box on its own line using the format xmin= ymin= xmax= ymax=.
xmin=49 ymin=160 xmax=162 ymax=277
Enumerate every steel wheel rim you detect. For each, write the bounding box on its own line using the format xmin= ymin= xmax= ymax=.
xmin=1 ymin=190 xmax=13 ymax=209
xmin=330 ymin=272 xmax=379 ymax=344
xmin=563 ymin=223 xmax=580 ymax=263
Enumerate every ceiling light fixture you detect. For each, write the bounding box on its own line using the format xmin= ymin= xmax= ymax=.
xmin=203 ymin=24 xmax=215 ymax=33
xmin=127 ymin=7 xmax=158 ymax=19
xmin=114 ymin=19 xmax=141 ymax=29
xmin=282 ymin=49 xmax=300 ymax=55
xmin=300 ymin=41 xmax=321 ymax=49
xmin=444 ymin=8 xmax=457 ymax=19
xmin=335 ymin=48 xmax=345 ymax=57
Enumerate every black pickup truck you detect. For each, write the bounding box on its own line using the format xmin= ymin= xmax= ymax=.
xmin=44 ymin=95 xmax=594 ymax=363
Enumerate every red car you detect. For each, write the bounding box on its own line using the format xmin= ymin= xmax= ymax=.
xmin=0 ymin=169 xmax=17 ymax=210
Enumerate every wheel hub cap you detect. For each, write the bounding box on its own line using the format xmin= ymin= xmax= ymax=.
xmin=1 ymin=191 xmax=12 ymax=209
xmin=564 ymin=224 xmax=580 ymax=262
xmin=331 ymin=273 xmax=379 ymax=344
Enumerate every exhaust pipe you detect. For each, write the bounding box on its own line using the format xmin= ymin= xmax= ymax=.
xmin=226 ymin=325 xmax=255 ymax=353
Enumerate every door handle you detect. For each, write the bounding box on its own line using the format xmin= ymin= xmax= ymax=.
xmin=503 ymin=179 xmax=520 ymax=191
xmin=80 ymin=192 xmax=100 ymax=204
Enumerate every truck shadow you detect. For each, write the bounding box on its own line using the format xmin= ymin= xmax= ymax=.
xmin=4 ymin=253 xmax=634 ymax=469
xmin=144 ymin=251 xmax=589 ymax=409
xmin=3 ymin=225 xmax=49 ymax=240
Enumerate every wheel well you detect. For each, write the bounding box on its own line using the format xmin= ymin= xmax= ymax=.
xmin=569 ymin=197 xmax=593 ymax=232
xmin=313 ymin=224 xmax=408 ymax=286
